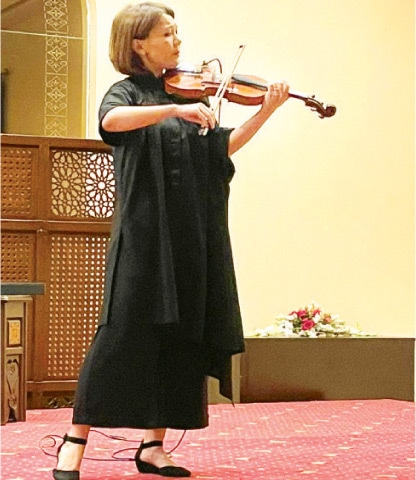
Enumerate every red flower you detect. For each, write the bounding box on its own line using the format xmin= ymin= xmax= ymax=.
xmin=297 ymin=310 xmax=309 ymax=319
xmin=302 ymin=319 xmax=315 ymax=330
xmin=312 ymin=308 xmax=321 ymax=316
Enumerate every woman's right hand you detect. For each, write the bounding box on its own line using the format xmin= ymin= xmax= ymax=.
xmin=176 ymin=102 xmax=216 ymax=130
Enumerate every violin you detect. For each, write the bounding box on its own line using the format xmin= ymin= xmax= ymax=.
xmin=164 ymin=64 xmax=336 ymax=119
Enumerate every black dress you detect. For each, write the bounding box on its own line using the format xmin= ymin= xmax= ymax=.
xmin=72 ymin=73 xmax=245 ymax=430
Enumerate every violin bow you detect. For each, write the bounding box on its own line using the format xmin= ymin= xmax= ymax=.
xmin=199 ymin=44 xmax=246 ymax=136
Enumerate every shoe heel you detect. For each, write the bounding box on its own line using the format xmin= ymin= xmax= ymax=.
xmin=52 ymin=470 xmax=80 ymax=480
xmin=135 ymin=441 xmax=161 ymax=473
xmin=52 ymin=434 xmax=87 ymax=480
xmin=136 ymin=458 xmax=160 ymax=474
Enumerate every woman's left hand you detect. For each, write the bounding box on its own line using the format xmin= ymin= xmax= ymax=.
xmin=260 ymin=81 xmax=290 ymax=117
xmin=228 ymin=80 xmax=290 ymax=155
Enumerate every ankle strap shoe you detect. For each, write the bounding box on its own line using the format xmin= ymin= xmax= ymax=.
xmin=52 ymin=434 xmax=87 ymax=480
xmin=135 ymin=440 xmax=191 ymax=477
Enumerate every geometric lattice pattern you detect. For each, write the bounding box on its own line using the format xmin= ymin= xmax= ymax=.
xmin=1 ymin=135 xmax=113 ymax=405
xmin=1 ymin=232 xmax=36 ymax=282
xmin=51 ymin=149 xmax=115 ymax=218
xmin=47 ymin=234 xmax=110 ymax=378
xmin=1 ymin=147 xmax=35 ymax=218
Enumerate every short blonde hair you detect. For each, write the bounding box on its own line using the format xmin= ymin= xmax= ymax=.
xmin=109 ymin=2 xmax=175 ymax=76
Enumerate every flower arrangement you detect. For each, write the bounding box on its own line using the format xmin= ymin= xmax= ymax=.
xmin=247 ymin=303 xmax=374 ymax=338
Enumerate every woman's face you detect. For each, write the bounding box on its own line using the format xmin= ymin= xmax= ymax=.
xmin=133 ymin=13 xmax=181 ymax=77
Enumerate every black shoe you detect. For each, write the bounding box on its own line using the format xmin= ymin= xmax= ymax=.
xmin=52 ymin=434 xmax=87 ymax=480
xmin=135 ymin=440 xmax=191 ymax=477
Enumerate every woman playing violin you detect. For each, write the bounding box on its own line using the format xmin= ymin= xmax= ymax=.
xmin=52 ymin=2 xmax=289 ymax=479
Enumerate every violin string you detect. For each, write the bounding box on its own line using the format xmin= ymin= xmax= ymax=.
xmin=199 ymin=46 xmax=245 ymax=136
xmin=211 ymin=45 xmax=245 ymax=113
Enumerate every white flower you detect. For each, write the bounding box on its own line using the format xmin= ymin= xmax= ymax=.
xmin=245 ymin=303 xmax=375 ymax=338
xmin=262 ymin=325 xmax=281 ymax=336
xmin=306 ymin=328 xmax=318 ymax=338
xmin=318 ymin=323 xmax=335 ymax=332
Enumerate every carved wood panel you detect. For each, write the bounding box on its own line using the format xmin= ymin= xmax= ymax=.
xmin=48 ymin=233 xmax=109 ymax=378
xmin=1 ymin=134 xmax=114 ymax=408
xmin=1 ymin=233 xmax=36 ymax=282
xmin=1 ymin=146 xmax=38 ymax=218
xmin=50 ymin=149 xmax=115 ymax=219
xmin=1 ymin=297 xmax=29 ymax=423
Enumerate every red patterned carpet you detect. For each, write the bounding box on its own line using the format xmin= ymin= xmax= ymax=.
xmin=1 ymin=400 xmax=414 ymax=480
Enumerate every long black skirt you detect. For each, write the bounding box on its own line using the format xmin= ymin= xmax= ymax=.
xmin=72 ymin=318 xmax=209 ymax=430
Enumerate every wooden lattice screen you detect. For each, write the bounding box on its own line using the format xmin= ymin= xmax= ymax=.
xmin=1 ymin=134 xmax=114 ymax=408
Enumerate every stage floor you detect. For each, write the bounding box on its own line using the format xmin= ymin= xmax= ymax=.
xmin=1 ymin=399 xmax=415 ymax=479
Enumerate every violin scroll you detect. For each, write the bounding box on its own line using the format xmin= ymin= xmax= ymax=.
xmin=230 ymin=75 xmax=337 ymax=118
xmin=288 ymin=91 xmax=336 ymax=118
xmin=302 ymin=95 xmax=336 ymax=118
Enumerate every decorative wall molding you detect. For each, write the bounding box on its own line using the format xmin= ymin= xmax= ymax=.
xmin=44 ymin=0 xmax=69 ymax=136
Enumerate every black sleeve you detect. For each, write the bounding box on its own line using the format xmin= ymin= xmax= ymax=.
xmin=98 ymin=79 xmax=142 ymax=146
xmin=210 ymin=127 xmax=236 ymax=183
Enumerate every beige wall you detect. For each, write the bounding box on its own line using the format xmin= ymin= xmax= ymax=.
xmin=2 ymin=0 xmax=85 ymax=137
xmin=88 ymin=0 xmax=415 ymax=337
